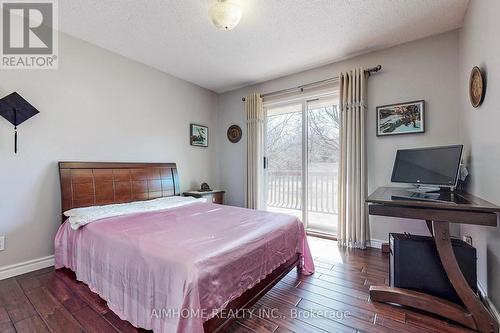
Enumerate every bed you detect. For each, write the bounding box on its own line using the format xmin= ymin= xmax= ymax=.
xmin=55 ymin=162 xmax=314 ymax=333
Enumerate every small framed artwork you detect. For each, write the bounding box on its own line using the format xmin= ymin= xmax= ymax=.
xmin=190 ymin=124 xmax=208 ymax=147
xmin=376 ymin=100 xmax=425 ymax=136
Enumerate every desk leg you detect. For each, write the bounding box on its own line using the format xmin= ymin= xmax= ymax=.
xmin=369 ymin=221 xmax=499 ymax=333
xmin=433 ymin=221 xmax=498 ymax=333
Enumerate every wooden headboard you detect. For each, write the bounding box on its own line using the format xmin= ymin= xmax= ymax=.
xmin=59 ymin=162 xmax=180 ymax=221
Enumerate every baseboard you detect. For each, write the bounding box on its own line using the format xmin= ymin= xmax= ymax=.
xmin=478 ymin=282 xmax=500 ymax=324
xmin=0 ymin=255 xmax=54 ymax=280
xmin=368 ymin=238 xmax=385 ymax=249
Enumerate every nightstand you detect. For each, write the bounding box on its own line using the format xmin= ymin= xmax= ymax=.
xmin=183 ymin=190 xmax=225 ymax=204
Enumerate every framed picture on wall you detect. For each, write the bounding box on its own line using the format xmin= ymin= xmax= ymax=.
xmin=376 ymin=100 xmax=425 ymax=136
xmin=190 ymin=124 xmax=208 ymax=147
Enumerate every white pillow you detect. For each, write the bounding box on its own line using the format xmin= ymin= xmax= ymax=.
xmin=64 ymin=196 xmax=206 ymax=230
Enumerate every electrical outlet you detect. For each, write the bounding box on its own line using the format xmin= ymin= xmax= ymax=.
xmin=0 ymin=236 xmax=4 ymax=251
xmin=463 ymin=235 xmax=473 ymax=246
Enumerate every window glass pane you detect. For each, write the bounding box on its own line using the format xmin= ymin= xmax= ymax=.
xmin=307 ymin=98 xmax=339 ymax=235
xmin=265 ymin=104 xmax=303 ymax=221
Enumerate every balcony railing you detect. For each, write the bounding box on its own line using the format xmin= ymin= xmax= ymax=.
xmin=266 ymin=170 xmax=338 ymax=214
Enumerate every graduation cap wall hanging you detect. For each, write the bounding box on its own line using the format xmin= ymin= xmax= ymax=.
xmin=0 ymin=92 xmax=40 ymax=154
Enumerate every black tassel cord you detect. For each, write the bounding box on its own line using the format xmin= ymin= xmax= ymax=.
xmin=14 ymin=126 xmax=17 ymax=154
xmin=14 ymin=108 xmax=17 ymax=154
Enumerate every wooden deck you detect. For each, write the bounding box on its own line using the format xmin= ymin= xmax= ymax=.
xmin=0 ymin=237 xmax=473 ymax=333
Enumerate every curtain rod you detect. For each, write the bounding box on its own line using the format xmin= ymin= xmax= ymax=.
xmin=241 ymin=65 xmax=382 ymax=101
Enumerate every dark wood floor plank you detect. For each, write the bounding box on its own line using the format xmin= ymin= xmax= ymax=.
xmin=3 ymin=300 xmax=38 ymax=324
xmin=312 ymin=267 xmax=369 ymax=285
xmin=287 ymin=268 xmax=371 ymax=291
xmin=103 ymin=311 xmax=146 ymax=333
xmin=0 ymin=306 xmax=11 ymax=324
xmin=315 ymin=273 xmax=371 ymax=292
xmin=15 ymin=267 xmax=55 ymax=279
xmin=282 ymin=273 xmax=369 ymax=300
xmin=225 ymin=321 xmax=259 ymax=333
xmin=361 ymin=263 xmax=389 ymax=274
xmin=0 ymin=306 xmax=16 ymax=333
xmin=404 ymin=311 xmax=474 ymax=333
xmin=0 ymin=307 xmax=9 ymax=322
xmin=256 ymin=301 xmax=330 ymax=333
xmin=237 ymin=315 xmax=278 ymax=333
xmin=37 ymin=271 xmax=86 ymax=313
xmin=25 ymin=287 xmax=84 ymax=333
xmin=331 ymin=263 xmax=364 ymax=273
xmin=374 ymin=313 xmax=437 ymax=333
xmin=312 ymin=261 xmax=334 ymax=270
xmin=55 ymin=269 xmax=109 ymax=315
xmin=259 ymin=295 xmax=356 ymax=333
xmin=14 ymin=315 xmax=50 ymax=333
xmin=297 ymin=298 xmax=399 ymax=333
xmin=272 ymin=281 xmax=376 ymax=323
xmin=315 ymin=265 xmax=386 ymax=284
xmin=0 ymin=278 xmax=26 ymax=305
xmin=73 ymin=305 xmax=119 ymax=333
xmin=332 ymin=263 xmax=389 ymax=281
xmin=295 ymin=280 xmax=373 ymax=307
xmin=313 ymin=257 xmax=364 ymax=268
xmin=0 ymin=322 xmax=16 ymax=333
xmin=266 ymin=289 xmax=301 ymax=307
xmin=338 ymin=253 xmax=389 ymax=267
xmin=16 ymin=275 xmax=42 ymax=292
xmin=0 ymin=278 xmax=38 ymax=323
xmin=274 ymin=327 xmax=293 ymax=333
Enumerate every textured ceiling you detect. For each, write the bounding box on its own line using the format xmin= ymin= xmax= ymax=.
xmin=59 ymin=0 xmax=469 ymax=93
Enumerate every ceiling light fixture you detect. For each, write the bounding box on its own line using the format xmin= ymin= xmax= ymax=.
xmin=208 ymin=0 xmax=242 ymax=31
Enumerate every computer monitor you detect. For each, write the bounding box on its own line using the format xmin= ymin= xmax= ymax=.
xmin=391 ymin=145 xmax=463 ymax=191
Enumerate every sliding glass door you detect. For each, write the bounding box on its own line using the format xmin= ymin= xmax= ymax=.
xmin=264 ymin=95 xmax=339 ymax=237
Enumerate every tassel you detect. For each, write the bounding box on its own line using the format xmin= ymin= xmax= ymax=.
xmin=14 ymin=108 xmax=18 ymax=154
xmin=14 ymin=126 xmax=17 ymax=154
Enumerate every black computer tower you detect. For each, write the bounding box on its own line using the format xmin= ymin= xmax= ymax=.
xmin=389 ymin=233 xmax=477 ymax=304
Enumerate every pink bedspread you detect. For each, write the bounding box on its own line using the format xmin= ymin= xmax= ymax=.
xmin=54 ymin=202 xmax=314 ymax=333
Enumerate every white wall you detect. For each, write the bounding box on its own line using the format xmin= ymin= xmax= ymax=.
xmin=0 ymin=32 xmax=218 ymax=268
xmin=458 ymin=0 xmax=500 ymax=310
xmin=216 ymin=31 xmax=461 ymax=243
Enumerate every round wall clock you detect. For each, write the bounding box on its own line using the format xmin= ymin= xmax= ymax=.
xmin=469 ymin=66 xmax=485 ymax=108
xmin=227 ymin=125 xmax=242 ymax=143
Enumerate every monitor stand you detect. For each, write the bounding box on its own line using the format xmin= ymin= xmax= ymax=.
xmin=409 ymin=185 xmax=442 ymax=193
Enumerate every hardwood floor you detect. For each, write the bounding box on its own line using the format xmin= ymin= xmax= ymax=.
xmin=0 ymin=237 xmax=474 ymax=333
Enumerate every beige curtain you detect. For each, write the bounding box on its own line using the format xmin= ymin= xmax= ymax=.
xmin=245 ymin=93 xmax=264 ymax=209
xmin=338 ymin=68 xmax=368 ymax=249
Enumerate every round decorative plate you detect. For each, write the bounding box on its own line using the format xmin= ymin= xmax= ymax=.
xmin=227 ymin=125 xmax=242 ymax=143
xmin=469 ymin=66 xmax=485 ymax=108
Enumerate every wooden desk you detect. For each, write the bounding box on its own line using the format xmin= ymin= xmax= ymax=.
xmin=367 ymin=187 xmax=500 ymax=333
